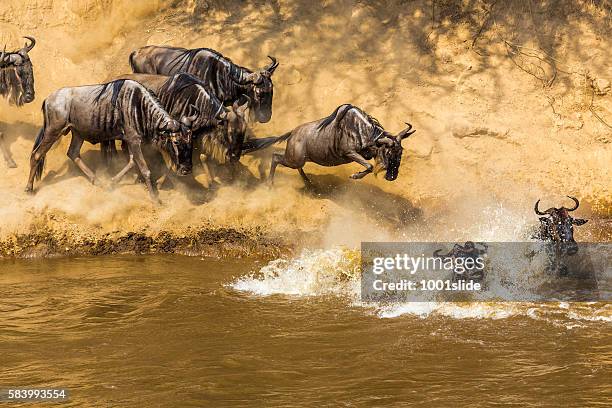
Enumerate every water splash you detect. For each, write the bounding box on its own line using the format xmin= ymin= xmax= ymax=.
xmin=230 ymin=246 xmax=611 ymax=325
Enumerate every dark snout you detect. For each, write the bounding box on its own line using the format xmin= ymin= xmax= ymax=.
xmin=254 ymin=107 xmax=272 ymax=123
xmin=228 ymin=150 xmax=241 ymax=163
xmin=176 ymin=164 xmax=192 ymax=176
xmin=22 ymin=92 xmax=35 ymax=104
xmin=385 ymin=172 xmax=398 ymax=181
xmin=384 ymin=165 xmax=400 ymax=181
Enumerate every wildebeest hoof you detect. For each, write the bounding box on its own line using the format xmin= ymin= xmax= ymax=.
xmin=350 ymin=173 xmax=363 ymax=179
xmin=24 ymin=186 xmax=34 ymax=194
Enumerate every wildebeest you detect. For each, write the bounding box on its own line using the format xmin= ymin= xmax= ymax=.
xmin=242 ymin=104 xmax=415 ymax=185
xmin=196 ymin=99 xmax=249 ymax=184
xmin=433 ymin=241 xmax=488 ymax=284
xmin=25 ymin=79 xmax=193 ymax=201
xmin=0 ymin=37 xmax=36 ymax=168
xmin=113 ymin=73 xmax=226 ymax=132
xmin=108 ymin=73 xmax=249 ymax=185
xmin=129 ymin=46 xmax=278 ymax=123
xmin=533 ymin=196 xmax=588 ymax=255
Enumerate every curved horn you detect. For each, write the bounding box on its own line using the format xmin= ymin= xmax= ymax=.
xmin=186 ymin=104 xmax=199 ymax=122
xmin=22 ymin=36 xmax=36 ymax=53
xmin=264 ymin=55 xmax=279 ymax=74
xmin=397 ymin=122 xmax=416 ymax=140
xmin=565 ymin=196 xmax=579 ymax=211
xmin=534 ymin=199 xmax=554 ymax=215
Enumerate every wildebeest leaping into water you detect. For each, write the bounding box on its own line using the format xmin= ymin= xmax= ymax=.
xmin=532 ymin=196 xmax=590 ymax=278
xmin=0 ymin=37 xmax=37 ymax=168
xmin=25 ymin=79 xmax=193 ymax=201
xmin=533 ymin=196 xmax=588 ymax=255
xmin=242 ymin=104 xmax=415 ymax=185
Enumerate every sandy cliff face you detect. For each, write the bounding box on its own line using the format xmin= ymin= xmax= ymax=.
xmin=0 ymin=0 xmax=610 ymax=256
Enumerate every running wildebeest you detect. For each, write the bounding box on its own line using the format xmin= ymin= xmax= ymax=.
xmin=0 ymin=37 xmax=36 ymax=167
xmin=107 ymin=73 xmax=249 ymax=186
xmin=129 ymin=45 xmax=278 ymax=123
xmin=25 ymin=79 xmax=193 ymax=201
xmin=533 ymin=196 xmax=588 ymax=255
xmin=242 ymin=104 xmax=415 ymax=185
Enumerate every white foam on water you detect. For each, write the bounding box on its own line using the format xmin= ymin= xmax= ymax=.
xmin=229 ymin=247 xmax=361 ymax=297
xmin=377 ymin=302 xmax=518 ymax=320
xmin=230 ymin=247 xmax=611 ymax=325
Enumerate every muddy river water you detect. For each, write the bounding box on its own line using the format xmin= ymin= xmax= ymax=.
xmin=0 ymin=254 xmax=610 ymax=407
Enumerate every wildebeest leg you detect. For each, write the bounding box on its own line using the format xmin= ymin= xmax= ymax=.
xmin=0 ymin=131 xmax=17 ymax=168
xmin=67 ymin=133 xmax=97 ymax=185
xmin=110 ymin=148 xmax=135 ymax=184
xmin=200 ymin=154 xmax=218 ymax=185
xmin=346 ymin=151 xmax=374 ymax=179
xmin=298 ymin=167 xmax=313 ymax=186
xmin=126 ymin=141 xmax=159 ymax=202
xmin=26 ymin=126 xmax=68 ymax=193
xmin=156 ymin=168 xmax=170 ymax=189
xmin=268 ymin=152 xmax=287 ymax=185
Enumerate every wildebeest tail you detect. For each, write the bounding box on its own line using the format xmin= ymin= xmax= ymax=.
xmin=31 ymin=100 xmax=47 ymax=181
xmin=101 ymin=140 xmax=118 ymax=165
xmin=242 ymin=132 xmax=292 ymax=155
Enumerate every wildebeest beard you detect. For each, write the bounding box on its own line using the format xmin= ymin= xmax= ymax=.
xmin=0 ymin=58 xmax=35 ymax=106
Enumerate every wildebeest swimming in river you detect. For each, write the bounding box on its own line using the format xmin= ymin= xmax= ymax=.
xmin=242 ymin=104 xmax=416 ymax=185
xmin=25 ymin=79 xmax=193 ymax=201
xmin=0 ymin=37 xmax=37 ymax=167
xmin=533 ymin=196 xmax=588 ymax=255
xmin=433 ymin=242 xmax=488 ymax=284
xmin=129 ymin=45 xmax=278 ymax=123
xmin=107 ymin=73 xmax=249 ymax=186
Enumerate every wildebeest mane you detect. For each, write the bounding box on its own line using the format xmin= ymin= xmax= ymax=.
xmin=200 ymin=126 xmax=233 ymax=164
xmin=93 ymin=79 xmax=126 ymax=106
xmin=165 ymin=47 xmax=254 ymax=82
xmin=93 ymin=79 xmax=168 ymax=138
xmin=161 ymin=72 xmax=203 ymax=95
xmin=317 ymin=104 xmax=386 ymax=140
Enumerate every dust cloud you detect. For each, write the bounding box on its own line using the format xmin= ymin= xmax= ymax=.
xmin=0 ymin=0 xmax=610 ymax=257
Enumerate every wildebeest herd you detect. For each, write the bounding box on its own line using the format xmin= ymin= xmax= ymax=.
xmin=0 ymin=36 xmax=589 ymax=263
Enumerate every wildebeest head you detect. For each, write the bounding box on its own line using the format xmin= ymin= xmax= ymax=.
xmin=374 ymin=123 xmax=416 ymax=181
xmin=219 ymin=98 xmax=249 ymax=163
xmin=534 ymin=196 xmax=588 ymax=255
xmin=155 ymin=118 xmax=193 ymax=176
xmin=235 ymin=56 xmax=278 ymax=123
xmin=0 ymin=37 xmax=36 ymax=105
